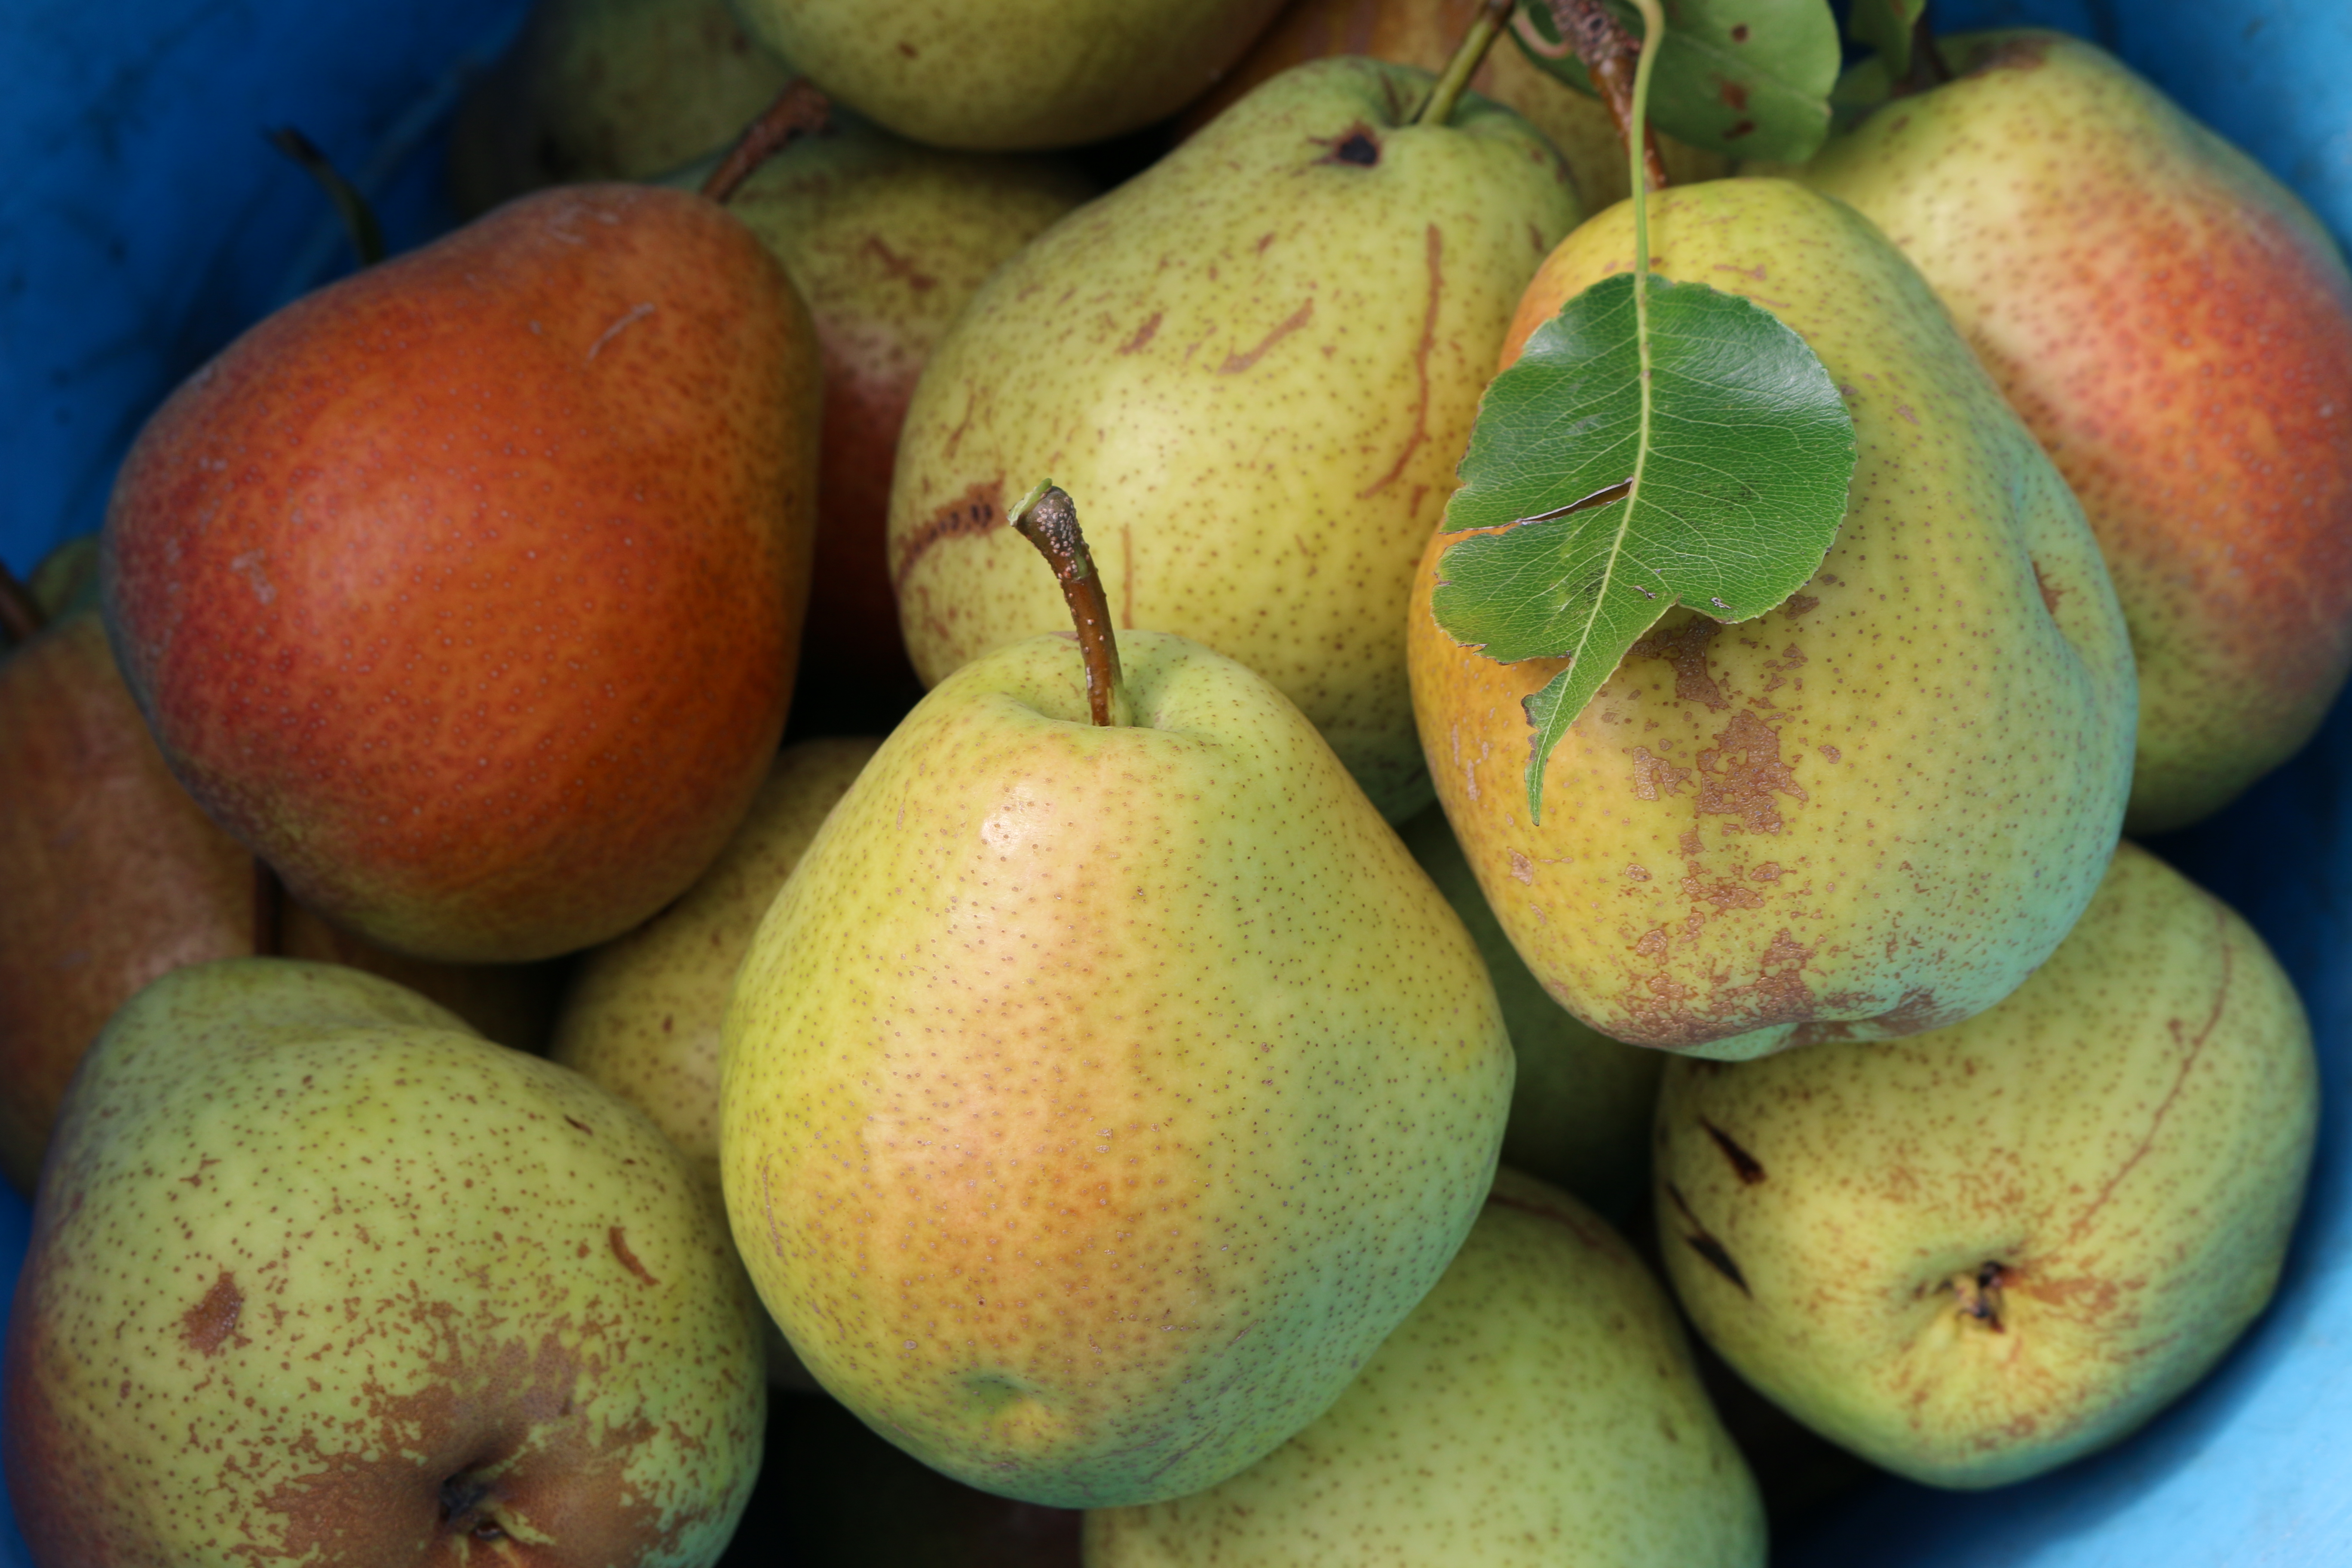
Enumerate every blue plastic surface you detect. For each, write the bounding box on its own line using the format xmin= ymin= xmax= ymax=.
xmin=2 ymin=2 xmax=2349 ymax=1564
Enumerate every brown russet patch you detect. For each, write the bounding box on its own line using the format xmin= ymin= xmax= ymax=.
xmin=181 ymin=1271 xmax=248 ymax=1357
xmin=1630 ymin=619 xmax=1728 ymax=710
xmin=1696 ymin=710 xmax=1807 ymax=833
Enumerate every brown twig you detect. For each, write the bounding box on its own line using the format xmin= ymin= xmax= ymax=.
xmin=0 ymin=560 xmax=44 ymax=648
xmin=1549 ymin=0 xmax=1670 ymax=192
xmin=1416 ymin=0 xmax=1517 ymax=127
xmin=267 ymin=127 xmax=387 ymax=267
xmin=700 ymin=80 xmax=833 ymax=206
xmin=1009 ymin=483 xmax=1127 ymax=728
xmin=1890 ymin=4 xmax=1954 ymax=96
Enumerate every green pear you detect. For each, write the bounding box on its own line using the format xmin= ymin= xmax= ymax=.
xmin=1086 ymin=1167 xmax=1764 ymax=1565
xmin=1785 ymin=32 xmax=2352 ymax=833
xmin=3 ymin=958 xmax=767 ymax=1561
xmin=1407 ymin=178 xmax=2139 ymax=1058
xmin=1399 ymin=805 xmax=1661 ymax=1219
xmin=720 ymin=628 xmax=1514 ymax=1508
xmin=447 ymin=0 xmax=798 ymax=217
xmin=1652 ymin=841 xmax=2318 ymax=1488
xmin=888 ymin=57 xmax=1582 ymax=822
xmin=729 ymin=0 xmax=1286 ymax=150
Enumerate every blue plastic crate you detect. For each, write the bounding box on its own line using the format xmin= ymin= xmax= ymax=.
xmin=3 ymin=2 xmax=2348 ymax=1562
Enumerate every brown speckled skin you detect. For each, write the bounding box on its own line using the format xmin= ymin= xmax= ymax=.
xmin=1176 ymin=0 xmax=1732 ymax=208
xmin=1084 ymin=1168 xmax=1764 ymax=1566
xmin=1408 ymin=180 xmax=2138 ymax=1059
xmin=732 ymin=0 xmax=1287 ymax=151
xmin=1792 ymin=32 xmax=2352 ymax=833
xmin=0 ymin=613 xmax=564 ymax=1194
xmin=101 ymin=184 xmax=820 ymax=965
xmin=720 ymin=631 xmax=1513 ymax=1508
xmin=3 ymin=959 xmax=767 ymax=1564
xmin=1653 ymin=842 xmax=2318 ymax=1488
xmin=888 ymin=58 xmax=1581 ymax=822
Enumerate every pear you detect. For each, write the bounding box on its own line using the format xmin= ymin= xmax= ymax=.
xmin=1408 ymin=178 xmax=2138 ymax=1058
xmin=1652 ymin=841 xmax=2318 ymax=1488
xmin=1179 ymin=0 xmax=1731 ymax=207
xmin=720 ymin=628 xmax=1514 ymax=1508
xmin=1400 ymin=805 xmax=1661 ymax=1219
xmin=3 ymin=958 xmax=767 ymax=1559
xmin=889 ymin=58 xmax=1581 ymax=821
xmin=1086 ymin=1167 xmax=1764 ymax=1566
xmin=447 ymin=0 xmax=798 ymax=217
xmin=1786 ymin=32 xmax=2352 ymax=834
xmin=729 ymin=0 xmax=1287 ymax=151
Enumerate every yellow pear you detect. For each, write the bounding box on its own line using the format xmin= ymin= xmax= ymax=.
xmin=1086 ymin=1167 xmax=1764 ymax=1565
xmin=887 ymin=57 xmax=1582 ymax=821
xmin=1653 ymin=841 xmax=2318 ymax=1487
xmin=1408 ymin=178 xmax=2138 ymax=1058
xmin=720 ymin=628 xmax=1514 ymax=1508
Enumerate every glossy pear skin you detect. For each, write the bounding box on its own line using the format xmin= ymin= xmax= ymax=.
xmin=1179 ymin=0 xmax=1730 ymax=207
xmin=730 ymin=0 xmax=1286 ymax=150
xmin=1654 ymin=841 xmax=2316 ymax=1487
xmin=1791 ymin=33 xmax=2352 ymax=833
xmin=720 ymin=630 xmax=1513 ymax=1508
xmin=3 ymin=959 xmax=766 ymax=1563
xmin=102 ymin=184 xmax=820 ymax=964
xmin=890 ymin=58 xmax=1580 ymax=821
xmin=1086 ymin=1168 xmax=1764 ymax=1566
xmin=1409 ymin=179 xmax=2137 ymax=1058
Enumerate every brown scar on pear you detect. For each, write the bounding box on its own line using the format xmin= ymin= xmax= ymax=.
xmin=893 ymin=477 xmax=1006 ymax=590
xmin=1664 ymin=1182 xmax=1751 ymax=1296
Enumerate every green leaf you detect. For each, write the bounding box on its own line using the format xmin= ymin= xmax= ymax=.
xmin=1844 ymin=0 xmax=1926 ymax=81
xmin=1432 ymin=272 xmax=1855 ymax=822
xmin=1510 ymin=0 xmax=1843 ymax=165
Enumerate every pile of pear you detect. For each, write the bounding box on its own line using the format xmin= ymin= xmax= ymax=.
xmin=3 ymin=0 xmax=2345 ymax=1562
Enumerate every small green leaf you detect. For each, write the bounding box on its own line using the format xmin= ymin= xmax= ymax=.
xmin=1510 ymin=0 xmax=1843 ymax=165
xmin=1433 ymin=271 xmax=1855 ymax=822
xmin=1845 ymin=0 xmax=1926 ymax=82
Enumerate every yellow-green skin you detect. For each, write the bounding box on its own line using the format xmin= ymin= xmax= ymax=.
xmin=887 ymin=58 xmax=1583 ymax=823
xmin=729 ymin=0 xmax=1287 ymax=151
xmin=1786 ymin=33 xmax=2352 ymax=834
xmin=3 ymin=959 xmax=766 ymax=1564
xmin=720 ymin=630 xmax=1515 ymax=1508
xmin=1408 ymin=179 xmax=2138 ymax=1059
xmin=1399 ymin=806 xmax=1661 ymax=1220
xmin=1085 ymin=1167 xmax=1764 ymax=1566
xmin=1654 ymin=841 xmax=2318 ymax=1488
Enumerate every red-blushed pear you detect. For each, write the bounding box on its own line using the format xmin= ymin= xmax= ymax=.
xmin=0 ymin=601 xmax=566 ymax=1194
xmin=101 ymin=179 xmax=821 ymax=964
xmin=3 ymin=957 xmax=767 ymax=1563
xmin=1787 ymin=31 xmax=2352 ymax=832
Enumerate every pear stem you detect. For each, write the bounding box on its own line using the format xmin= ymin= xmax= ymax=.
xmin=267 ymin=127 xmax=386 ymax=267
xmin=1414 ymin=0 xmax=1514 ymax=127
xmin=0 ymin=560 xmax=43 ymax=648
xmin=1009 ymin=482 xmax=1129 ymax=728
xmin=251 ymin=858 xmax=283 ymax=959
xmin=1547 ymin=0 xmax=1669 ymax=193
xmin=1890 ymin=5 xmax=1954 ymax=96
xmin=700 ymin=80 xmax=833 ymax=206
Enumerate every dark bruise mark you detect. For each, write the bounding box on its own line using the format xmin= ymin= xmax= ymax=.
xmin=609 ymin=1227 xmax=659 ymax=1288
xmin=1629 ymin=745 xmax=1693 ymax=801
xmin=181 ymin=1271 xmax=247 ymax=1356
xmin=1664 ymin=1183 xmax=1751 ymax=1295
xmin=2034 ymin=560 xmax=2065 ymax=616
xmin=1725 ymin=120 xmax=1758 ymax=140
xmin=859 ymin=235 xmax=937 ymax=293
xmin=1953 ymin=1262 xmax=2009 ymax=1332
xmin=1312 ymin=123 xmax=1382 ymax=166
xmin=1630 ymin=618 xmax=1728 ymax=710
xmin=1730 ymin=23 xmax=1751 ymax=40
xmin=1971 ymin=35 xmax=2053 ymax=74
xmin=1720 ymin=79 xmax=1751 ymax=111
xmin=564 ymin=1115 xmax=593 ymax=1136
xmin=1696 ymin=710 xmax=1807 ymax=833
xmin=1217 ymin=298 xmax=1314 ymax=374
xmin=1783 ymin=593 xmax=1820 ymax=619
xmin=1485 ymin=1189 xmax=1612 ymax=1253
xmin=1118 ymin=311 xmax=1163 ymax=355
xmin=892 ymin=477 xmax=1004 ymax=591
xmin=896 ymin=39 xmax=918 ymax=58
xmin=1700 ymin=1118 xmax=1766 ymax=1184
xmin=1358 ymin=224 xmax=1442 ymax=498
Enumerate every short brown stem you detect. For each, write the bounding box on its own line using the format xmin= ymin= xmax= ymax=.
xmin=700 ymin=80 xmax=833 ymax=206
xmin=251 ymin=858 xmax=283 ymax=959
xmin=1010 ymin=483 xmax=1127 ymax=728
xmin=1891 ymin=6 xmax=1954 ymax=96
xmin=1415 ymin=0 xmax=1515 ymax=127
xmin=1549 ymin=0 xmax=1670 ymax=192
xmin=267 ymin=127 xmax=386 ymax=267
xmin=0 ymin=560 xmax=43 ymax=647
